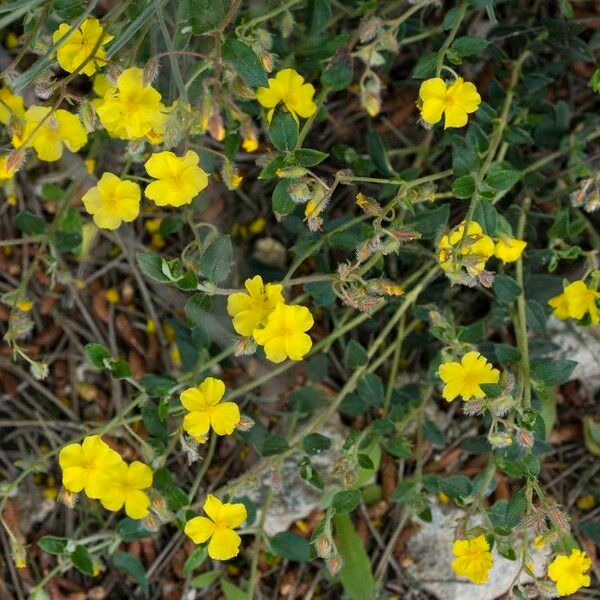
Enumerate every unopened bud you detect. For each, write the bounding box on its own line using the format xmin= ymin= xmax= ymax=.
xmin=143 ymin=58 xmax=160 ymax=86
xmin=359 ymin=17 xmax=383 ymax=43
xmin=260 ymin=51 xmax=274 ymax=73
xmin=326 ymin=553 xmax=343 ymax=576
xmin=209 ymin=111 xmax=225 ymax=142
xmin=355 ymin=192 xmax=384 ymax=217
xmin=367 ymin=279 xmax=404 ymax=297
xmin=30 ymin=361 xmax=49 ymax=381
xmin=11 ymin=540 xmax=26 ymax=569
xmin=389 ymin=228 xmax=422 ymax=242
xmin=343 ymin=471 xmax=356 ymax=487
xmin=6 ymin=150 xmax=25 ymax=174
xmin=288 ymin=180 xmax=311 ymax=203
xmin=315 ymin=535 xmax=332 ymax=558
xmin=234 ymin=336 xmax=257 ymax=356
xmin=79 ymin=101 xmax=97 ymax=133
xmin=517 ymin=429 xmax=534 ymax=448
xmin=241 ymin=120 xmax=259 ymax=152
xmin=8 ymin=115 xmax=23 ymax=139
xmin=142 ymin=514 xmax=160 ymax=532
xmin=236 ymin=415 xmax=255 ymax=432
xmin=487 ymin=432 xmax=512 ymax=449
xmin=276 ymin=167 xmax=309 ymax=179
xmin=547 ymin=503 xmax=570 ymax=533
xmin=222 ymin=160 xmax=242 ymax=190
xmin=59 ymin=489 xmax=78 ymax=508
xmin=361 ymin=90 xmax=381 ymax=117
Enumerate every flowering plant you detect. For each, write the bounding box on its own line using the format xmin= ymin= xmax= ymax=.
xmin=0 ymin=1 xmax=599 ymax=599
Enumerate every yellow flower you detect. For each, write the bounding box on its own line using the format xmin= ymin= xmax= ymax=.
xmin=181 ymin=377 xmax=241 ymax=441
xmin=227 ymin=275 xmax=285 ymax=337
xmin=82 ymin=173 xmax=141 ymax=230
xmin=99 ymin=460 xmax=153 ymax=520
xmin=13 ymin=106 xmax=87 ymax=162
xmin=494 ymin=237 xmax=527 ymax=263
xmin=548 ymin=549 xmax=591 ymax=597
xmin=92 ymin=73 xmax=114 ymax=98
xmin=0 ymin=85 xmax=25 ymax=125
xmin=53 ymin=17 xmax=113 ymax=77
xmin=184 ymin=494 xmax=247 ymax=560
xmin=105 ymin=288 xmax=120 ymax=304
xmin=85 ymin=158 xmax=96 ymax=174
xmin=438 ymin=351 xmax=500 ymax=402
xmin=451 ymin=535 xmax=493 ymax=584
xmin=144 ymin=150 xmax=209 ymax=207
xmin=548 ymin=280 xmax=600 ymax=324
xmin=576 ymin=493 xmax=597 ymax=511
xmin=533 ymin=535 xmax=546 ymax=549
xmin=438 ymin=221 xmax=494 ymax=275
xmin=5 ymin=32 xmax=18 ymax=50
xmin=256 ymin=68 xmax=317 ymax=122
xmin=253 ymin=303 xmax=314 ymax=363
xmin=419 ymin=77 xmax=481 ymax=128
xmin=242 ymin=133 xmax=259 ymax=152
xmin=96 ymin=67 xmax=164 ymax=140
xmin=58 ymin=435 xmax=123 ymax=499
xmin=16 ymin=300 xmax=33 ymax=312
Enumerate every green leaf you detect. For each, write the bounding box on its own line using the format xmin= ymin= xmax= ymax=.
xmin=531 ymin=359 xmax=577 ymax=386
xmin=136 ymin=252 xmax=170 ymax=283
xmin=335 ymin=513 xmax=375 ymax=600
xmin=111 ymin=358 xmax=132 ymax=379
xmin=71 ymin=545 xmax=94 ymax=575
xmin=579 ymin=521 xmax=600 ymax=546
xmin=367 ymin=130 xmax=392 ymax=175
xmin=440 ymin=475 xmax=472 ymax=498
xmin=53 ymin=0 xmax=83 ymax=20
xmin=485 ymin=163 xmax=520 ymax=193
xmin=308 ymin=0 xmax=332 ymax=35
xmin=408 ymin=204 xmax=450 ymax=239
xmin=258 ymin=435 xmax=290 ymax=456
xmin=321 ymin=50 xmax=353 ymax=90
xmin=383 ymin=437 xmax=412 ymax=458
xmin=357 ymin=373 xmax=384 ymax=407
xmin=38 ymin=536 xmax=68 ymax=555
xmin=113 ymin=551 xmax=149 ymax=597
xmin=452 ymin=175 xmax=476 ymax=199
xmin=15 ymin=210 xmax=46 ymax=235
xmin=294 ymin=148 xmax=328 ymax=167
xmin=332 ymin=490 xmax=362 ymax=513
xmin=583 ymin=417 xmax=600 ymax=457
xmin=84 ymin=343 xmax=111 ymax=368
xmin=344 ymin=340 xmax=369 ymax=369
xmin=159 ymin=215 xmax=185 ymax=236
xmin=115 ymin=518 xmax=154 ymax=542
xmin=200 ymin=235 xmax=232 ymax=283
xmin=142 ymin=400 xmax=168 ymax=441
xmin=140 ymin=374 xmax=176 ymax=398
xmin=303 ymin=433 xmax=331 ymax=455
xmin=494 ymin=343 xmax=522 ymax=365
xmin=220 ymin=579 xmax=247 ymax=600
xmin=451 ymin=36 xmax=490 ymax=58
xmin=411 ymin=52 xmax=437 ymax=79
xmin=304 ymin=280 xmax=335 ymax=306
xmin=222 ymin=38 xmax=268 ymax=87
xmin=493 ymin=274 xmax=521 ymax=303
xmin=189 ymin=0 xmax=230 ymax=34
xmin=473 ymin=201 xmax=500 ymax=236
xmin=183 ymin=546 xmax=208 ymax=576
xmin=269 ymin=108 xmax=298 ymax=151
xmin=184 ymin=293 xmax=213 ymax=326
xmin=488 ymin=494 xmax=526 ymax=535
xmin=270 ymin=532 xmax=311 ymax=561
xmin=190 ymin=570 xmax=219 ymax=588
xmin=272 ymin=179 xmax=296 ymax=218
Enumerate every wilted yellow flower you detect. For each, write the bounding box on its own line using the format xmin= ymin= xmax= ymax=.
xmin=82 ymin=173 xmax=141 ymax=230
xmin=419 ymin=77 xmax=481 ymax=128
xmin=0 ymin=155 xmax=19 ymax=180
xmin=438 ymin=221 xmax=494 ymax=276
xmin=59 ymin=435 xmax=123 ymax=499
xmin=0 ymin=85 xmax=25 ymax=125
xmin=144 ymin=150 xmax=209 ymax=207
xmin=256 ymin=68 xmax=317 ymax=122
xmin=253 ymin=303 xmax=314 ymax=363
xmin=185 ymin=494 xmax=247 ymax=560
xmin=438 ymin=351 xmax=500 ymax=402
xmin=494 ymin=237 xmax=527 ymax=263
xmin=13 ymin=106 xmax=87 ymax=162
xmin=96 ymin=67 xmax=164 ymax=140
xmin=53 ymin=17 xmax=113 ymax=76
xmin=99 ymin=461 xmax=153 ymax=520
xmin=227 ymin=275 xmax=285 ymax=337
xmin=451 ymin=535 xmax=493 ymax=584
xmin=181 ymin=377 xmax=241 ymax=441
xmin=548 ymin=280 xmax=599 ymax=325
xmin=548 ymin=549 xmax=591 ymax=596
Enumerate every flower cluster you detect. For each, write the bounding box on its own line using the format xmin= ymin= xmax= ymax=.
xmin=59 ymin=435 xmax=153 ymax=519
xmin=548 ymin=280 xmax=599 ymax=325
xmin=227 ymin=275 xmax=314 ymax=363
xmin=438 ymin=220 xmax=526 ymax=285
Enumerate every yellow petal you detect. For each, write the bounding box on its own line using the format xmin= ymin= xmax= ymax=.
xmin=209 ymin=402 xmax=241 ymax=436
xmin=207 ymin=527 xmax=242 ymax=561
xmin=185 ymin=516 xmax=215 ymax=543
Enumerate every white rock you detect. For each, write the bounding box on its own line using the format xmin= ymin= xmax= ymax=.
xmin=404 ymin=504 xmax=549 ymax=600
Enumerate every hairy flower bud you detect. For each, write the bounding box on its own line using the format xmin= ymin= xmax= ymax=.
xmin=315 ymin=535 xmax=332 ymax=558
xmin=59 ymin=489 xmax=78 ymax=508
xmin=236 ymin=414 xmax=255 ymax=432
xmin=234 ymin=336 xmax=257 ymax=357
xmin=326 ymin=553 xmax=343 ymax=576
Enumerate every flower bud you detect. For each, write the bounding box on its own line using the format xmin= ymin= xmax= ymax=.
xmin=326 ymin=553 xmax=343 ymax=576
xmin=516 ymin=428 xmax=534 ymax=448
xmin=276 ymin=167 xmax=309 ymax=179
xmin=222 ymin=160 xmax=242 ymax=189
xmin=209 ymin=111 xmax=225 ymax=142
xmin=59 ymin=489 xmax=78 ymax=508
xmin=234 ymin=336 xmax=257 ymax=357
xmin=79 ymin=101 xmax=97 ymax=133
xmin=236 ymin=415 xmax=255 ymax=432
xmin=343 ymin=471 xmax=356 ymax=487
xmin=355 ymin=192 xmax=384 ymax=217
xmin=288 ymin=180 xmax=311 ymax=203
xmin=11 ymin=540 xmax=26 ymax=569
xmin=315 ymin=535 xmax=332 ymax=558
xmin=143 ymin=58 xmax=160 ymax=86
xmin=260 ymin=51 xmax=274 ymax=73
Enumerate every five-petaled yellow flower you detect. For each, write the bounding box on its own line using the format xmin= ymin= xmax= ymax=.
xmin=96 ymin=67 xmax=164 ymax=140
xmin=181 ymin=377 xmax=240 ymax=442
xmin=144 ymin=150 xmax=209 ymax=207
xmin=184 ymin=494 xmax=247 ymax=560
xmin=548 ymin=549 xmax=591 ymax=597
xmin=253 ymin=303 xmax=314 ymax=363
xmin=227 ymin=275 xmax=285 ymax=338
xmin=13 ymin=106 xmax=87 ymax=162
xmin=419 ymin=77 xmax=481 ymax=128
xmin=494 ymin=237 xmax=527 ymax=263
xmin=437 ymin=221 xmax=494 ymax=275
xmin=0 ymin=85 xmax=25 ymax=125
xmin=58 ymin=435 xmax=122 ymax=499
xmin=256 ymin=68 xmax=317 ymax=123
xmin=99 ymin=460 xmax=153 ymax=519
xmin=53 ymin=17 xmax=113 ymax=77
xmin=438 ymin=351 xmax=500 ymax=402
xmin=548 ymin=280 xmax=599 ymax=325
xmin=451 ymin=535 xmax=493 ymax=584
xmin=82 ymin=173 xmax=141 ymax=230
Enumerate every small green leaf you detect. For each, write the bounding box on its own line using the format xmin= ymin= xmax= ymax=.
xmin=222 ymin=38 xmax=268 ymax=87
xmin=270 ymin=532 xmax=311 ymax=561
xmin=113 ymin=551 xmax=149 ymax=597
xmin=190 ymin=570 xmax=219 ymax=588
xmin=344 ymin=340 xmax=369 ymax=369
xmin=189 ymin=0 xmax=230 ymax=34
xmin=493 ymin=274 xmax=521 ymax=303
xmin=303 ymin=433 xmax=331 ymax=455
xmin=38 ymin=536 xmax=69 ymax=555
xmin=452 ymin=175 xmax=476 ymax=199
xmin=258 ymin=435 xmax=290 ymax=456
xmin=71 ymin=545 xmax=94 ymax=575
xmin=269 ymin=108 xmax=298 ymax=151
xmin=294 ymin=148 xmax=328 ymax=167
xmin=332 ymin=490 xmax=362 ymax=513
xmin=15 ymin=210 xmax=46 ymax=235
xmin=451 ymin=36 xmax=490 ymax=58
xmin=440 ymin=475 xmax=472 ymax=498
xmin=200 ymin=235 xmax=232 ymax=283
xmin=531 ymin=359 xmax=577 ymax=386
xmin=183 ymin=546 xmax=208 ymax=576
